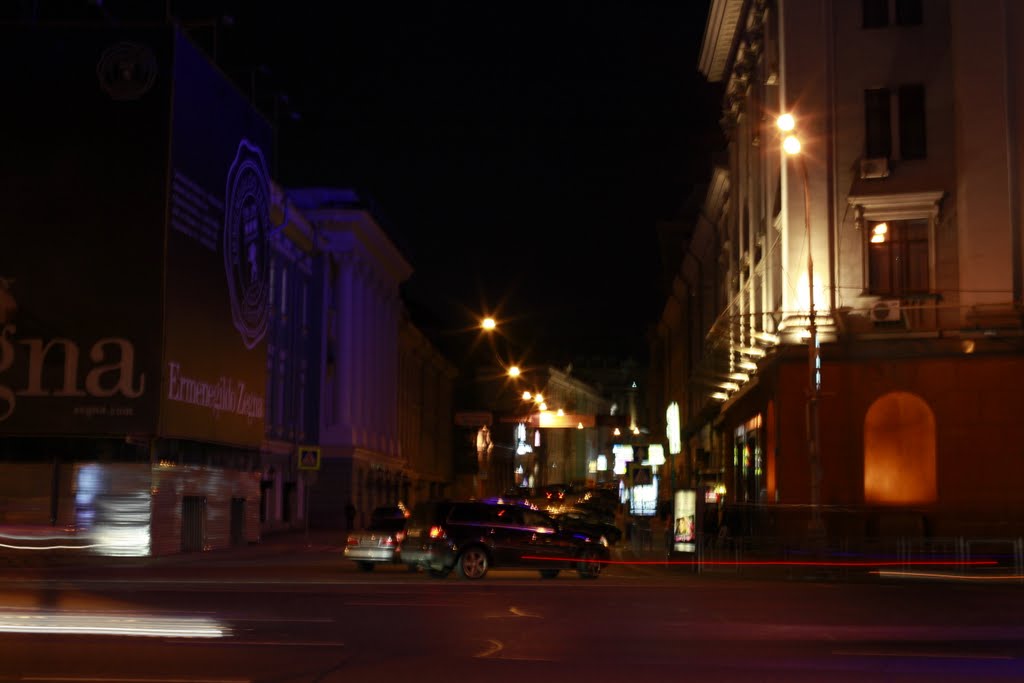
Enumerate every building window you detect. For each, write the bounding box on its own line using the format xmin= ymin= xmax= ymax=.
xmin=898 ymin=84 xmax=926 ymax=159
xmin=864 ymin=88 xmax=892 ymax=158
xmin=864 ymin=85 xmax=926 ymax=160
xmin=280 ymin=268 xmax=288 ymax=316
xmin=268 ymin=263 xmax=275 ymax=309
xmin=895 ymin=0 xmax=923 ymax=26
xmin=868 ymin=219 xmax=929 ymax=295
xmin=864 ymin=0 xmax=922 ymax=27
xmin=863 ymin=0 xmax=889 ymax=27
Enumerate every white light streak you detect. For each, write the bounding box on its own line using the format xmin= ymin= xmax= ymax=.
xmin=0 ymin=611 xmax=228 ymax=638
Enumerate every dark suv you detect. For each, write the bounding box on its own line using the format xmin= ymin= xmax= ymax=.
xmin=399 ymin=500 xmax=609 ymax=580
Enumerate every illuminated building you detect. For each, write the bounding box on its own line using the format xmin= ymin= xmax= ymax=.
xmin=649 ymin=0 xmax=1024 ymax=545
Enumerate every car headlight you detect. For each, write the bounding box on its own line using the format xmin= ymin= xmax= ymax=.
xmin=599 ymin=536 xmax=608 ymax=547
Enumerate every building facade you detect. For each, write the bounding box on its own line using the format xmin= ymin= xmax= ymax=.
xmin=650 ymin=0 xmax=1024 ymax=545
xmin=398 ymin=312 xmax=458 ymax=507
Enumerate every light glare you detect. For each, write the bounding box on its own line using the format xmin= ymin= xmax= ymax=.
xmin=777 ymin=113 xmax=796 ymax=132
xmin=783 ymin=134 xmax=801 ymax=155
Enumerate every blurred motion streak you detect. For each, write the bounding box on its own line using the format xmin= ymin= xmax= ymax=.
xmin=0 ymin=610 xmax=228 ymax=637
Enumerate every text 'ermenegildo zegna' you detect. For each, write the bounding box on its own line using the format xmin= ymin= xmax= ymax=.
xmin=166 ymin=361 xmax=264 ymax=421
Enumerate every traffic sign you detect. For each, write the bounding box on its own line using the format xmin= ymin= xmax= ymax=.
xmin=631 ymin=464 xmax=653 ymax=487
xmin=298 ymin=445 xmax=320 ymax=470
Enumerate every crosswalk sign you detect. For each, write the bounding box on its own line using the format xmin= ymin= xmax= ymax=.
xmin=631 ymin=464 xmax=653 ymax=487
xmin=298 ymin=446 xmax=320 ymax=471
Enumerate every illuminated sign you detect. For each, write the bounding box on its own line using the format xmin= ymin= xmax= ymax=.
xmin=673 ymin=489 xmax=697 ymax=553
xmin=666 ymin=402 xmax=681 ymax=455
xmin=629 ymin=473 xmax=658 ymax=516
xmin=612 ymin=444 xmax=633 ymax=475
xmin=531 ymin=411 xmax=595 ymax=429
xmin=647 ymin=443 xmax=665 ymax=466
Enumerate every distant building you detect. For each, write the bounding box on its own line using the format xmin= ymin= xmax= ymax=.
xmin=288 ymin=188 xmax=413 ymax=530
xmin=398 ymin=313 xmax=458 ymax=506
xmin=650 ymin=0 xmax=1024 ymax=542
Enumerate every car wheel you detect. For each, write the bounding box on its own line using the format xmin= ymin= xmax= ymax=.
xmin=356 ymin=562 xmax=375 ymax=572
xmin=576 ymin=549 xmax=603 ymax=579
xmin=539 ymin=569 xmax=560 ymax=579
xmin=455 ymin=546 xmax=489 ymax=580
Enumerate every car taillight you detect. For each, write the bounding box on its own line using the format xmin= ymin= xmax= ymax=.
xmin=428 ymin=525 xmax=445 ymax=539
xmin=346 ymin=536 xmax=358 ymax=546
xmin=395 ymin=531 xmax=405 ymax=542
xmin=382 ymin=536 xmax=395 ymax=546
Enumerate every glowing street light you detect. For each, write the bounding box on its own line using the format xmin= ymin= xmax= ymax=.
xmin=481 ymin=317 xmax=496 ymax=331
xmin=507 ymin=365 xmax=521 ymax=378
xmin=777 ymin=111 xmax=823 ymax=539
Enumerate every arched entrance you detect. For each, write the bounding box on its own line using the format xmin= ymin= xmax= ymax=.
xmin=863 ymin=391 xmax=936 ymax=504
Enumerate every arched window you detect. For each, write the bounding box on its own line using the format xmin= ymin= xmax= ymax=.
xmin=863 ymin=391 xmax=936 ymax=504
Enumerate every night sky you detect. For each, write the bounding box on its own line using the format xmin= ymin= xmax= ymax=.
xmin=36 ymin=1 xmax=724 ymax=371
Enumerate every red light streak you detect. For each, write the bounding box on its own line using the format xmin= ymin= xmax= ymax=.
xmin=520 ymin=555 xmax=997 ymax=567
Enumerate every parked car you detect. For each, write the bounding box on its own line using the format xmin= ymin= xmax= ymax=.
xmin=399 ymin=500 xmax=609 ymax=580
xmin=549 ymin=507 xmax=622 ymax=546
xmin=343 ymin=505 xmax=409 ymax=571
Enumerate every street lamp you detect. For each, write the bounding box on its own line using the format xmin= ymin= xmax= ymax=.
xmin=777 ymin=113 xmax=824 ymax=540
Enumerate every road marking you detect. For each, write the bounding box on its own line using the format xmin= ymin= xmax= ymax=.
xmin=475 ymin=639 xmax=503 ymax=658
xmin=214 ymin=640 xmax=346 ymax=648
xmin=509 ymin=606 xmax=541 ymax=618
xmin=21 ymin=678 xmax=249 ymax=683
xmin=832 ymin=650 xmax=1014 ymax=660
xmin=342 ymin=601 xmax=462 ymax=607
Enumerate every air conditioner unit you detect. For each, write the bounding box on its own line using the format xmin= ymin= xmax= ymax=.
xmin=860 ymin=157 xmax=890 ymax=179
xmin=871 ymin=299 xmax=901 ymax=322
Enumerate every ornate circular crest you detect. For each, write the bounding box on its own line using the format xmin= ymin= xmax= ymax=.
xmin=96 ymin=42 xmax=158 ymax=101
xmin=224 ymin=140 xmax=270 ymax=350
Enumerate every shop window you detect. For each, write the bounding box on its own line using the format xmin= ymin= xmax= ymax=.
xmin=864 ymin=391 xmax=936 ymax=504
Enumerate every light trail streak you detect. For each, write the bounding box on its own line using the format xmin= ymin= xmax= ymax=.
xmin=0 ymin=611 xmax=228 ymax=638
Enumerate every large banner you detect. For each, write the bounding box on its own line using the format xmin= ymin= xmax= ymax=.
xmin=0 ymin=27 xmax=172 ymax=436
xmin=160 ymin=31 xmax=272 ymax=448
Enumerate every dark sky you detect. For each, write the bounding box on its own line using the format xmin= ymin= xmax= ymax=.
xmin=189 ymin=1 xmax=723 ymax=370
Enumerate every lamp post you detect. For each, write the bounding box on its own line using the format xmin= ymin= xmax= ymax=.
xmin=778 ymin=114 xmax=824 ymax=540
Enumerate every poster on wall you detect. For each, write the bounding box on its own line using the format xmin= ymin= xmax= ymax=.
xmin=160 ymin=30 xmax=273 ymax=448
xmin=0 ymin=28 xmax=172 ymax=436
xmin=673 ymin=489 xmax=697 ymax=553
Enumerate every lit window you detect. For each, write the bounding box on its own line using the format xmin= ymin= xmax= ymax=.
xmin=868 ymin=219 xmax=929 ymax=295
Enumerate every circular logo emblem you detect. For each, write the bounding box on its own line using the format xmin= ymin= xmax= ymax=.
xmin=224 ymin=140 xmax=270 ymax=350
xmin=97 ymin=42 xmax=158 ymax=101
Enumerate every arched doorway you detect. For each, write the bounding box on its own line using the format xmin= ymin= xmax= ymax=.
xmin=863 ymin=392 xmax=936 ymax=504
